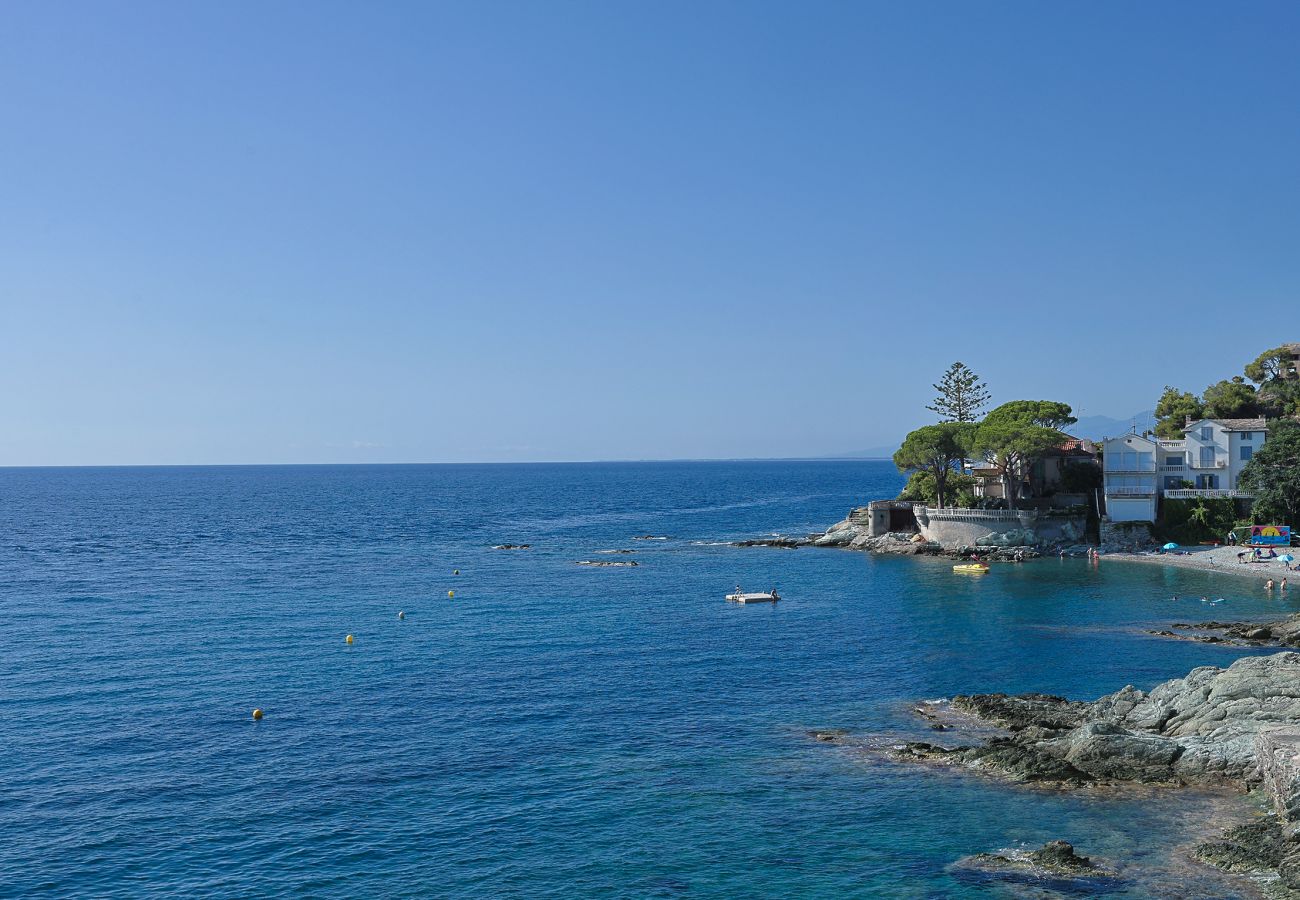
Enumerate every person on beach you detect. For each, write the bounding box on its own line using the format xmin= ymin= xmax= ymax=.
xmin=1227 ymin=530 xmax=1237 ymax=546
xmin=1284 ymin=578 xmax=1289 ymax=592
xmin=1267 ymin=579 xmax=1275 ymax=591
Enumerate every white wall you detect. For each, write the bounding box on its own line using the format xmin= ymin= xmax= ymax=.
xmin=1107 ymin=497 xmax=1157 ymax=523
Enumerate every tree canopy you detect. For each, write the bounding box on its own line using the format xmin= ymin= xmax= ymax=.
xmin=983 ymin=400 xmax=1077 ymax=431
xmin=1202 ymin=377 xmax=1259 ymax=419
xmin=968 ymin=401 xmax=1074 ymax=509
xmin=893 ymin=422 xmax=974 ymax=509
xmin=1245 ymin=346 xmax=1300 ymax=385
xmin=926 ymin=362 xmax=990 ymax=423
xmin=1239 ymin=420 xmax=1300 ymax=528
xmin=1154 ymin=386 xmax=1204 ymax=438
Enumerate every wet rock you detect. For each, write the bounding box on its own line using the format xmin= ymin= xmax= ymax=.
xmin=951 ymin=692 xmax=1089 ymax=731
xmin=492 ymin=543 xmax=531 ymax=550
xmin=1195 ymin=819 xmax=1286 ymax=875
xmin=951 ymin=840 xmax=1121 ymax=889
xmin=576 ymin=560 xmax=638 ymax=567
xmin=1164 ymin=615 xmax=1300 ymax=649
xmin=731 ymin=537 xmax=805 ymax=549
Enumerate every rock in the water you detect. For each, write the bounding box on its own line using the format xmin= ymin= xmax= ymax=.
xmin=576 ymin=560 xmax=638 ymax=567
xmin=1195 ymin=819 xmax=1287 ymax=875
xmin=731 ymin=537 xmax=805 ymax=549
xmin=953 ymin=839 xmax=1119 ymax=883
xmin=807 ymin=729 xmax=850 ymax=744
xmin=952 ymin=692 xmax=1089 ymax=731
xmin=492 ymin=543 xmax=531 ymax=550
xmin=1165 ymin=615 xmax=1300 ymax=648
xmin=901 ymin=654 xmax=1300 ymax=892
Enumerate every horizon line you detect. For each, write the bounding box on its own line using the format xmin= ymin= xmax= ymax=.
xmin=0 ymin=456 xmax=896 ymax=471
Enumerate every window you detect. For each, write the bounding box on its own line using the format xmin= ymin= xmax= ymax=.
xmin=1240 ymin=432 xmax=1254 ymax=441
xmin=1200 ymin=446 xmax=1216 ymax=467
xmin=1200 ymin=426 xmax=1213 ymax=441
xmin=1165 ymin=455 xmax=1183 ymax=466
xmin=1241 ymin=445 xmax=1253 ymax=461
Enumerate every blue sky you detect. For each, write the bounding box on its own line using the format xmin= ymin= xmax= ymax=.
xmin=2 ymin=1 xmax=1298 ymax=465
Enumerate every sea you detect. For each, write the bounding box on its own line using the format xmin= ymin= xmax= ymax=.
xmin=1 ymin=460 xmax=1292 ymax=898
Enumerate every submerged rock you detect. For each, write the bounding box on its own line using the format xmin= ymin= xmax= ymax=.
xmin=1195 ymin=819 xmax=1286 ymax=875
xmin=807 ymin=728 xmax=850 ymax=744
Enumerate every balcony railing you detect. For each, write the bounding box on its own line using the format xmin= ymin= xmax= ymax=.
xmin=1158 ymin=464 xmax=1186 ymax=472
xmin=1163 ymin=489 xmax=1253 ymax=499
xmin=1106 ymin=486 xmax=1158 ymax=496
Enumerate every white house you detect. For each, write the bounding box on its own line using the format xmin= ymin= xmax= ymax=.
xmin=1102 ymin=433 xmax=1160 ymax=522
xmin=1162 ymin=417 xmax=1266 ymax=498
xmin=1103 ymin=418 xmax=1267 ymax=523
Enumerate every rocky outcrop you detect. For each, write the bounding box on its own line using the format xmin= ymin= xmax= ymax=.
xmin=952 ymin=692 xmax=1089 ymax=731
xmin=908 ymin=654 xmax=1300 ymax=786
xmin=1162 ymin=614 xmax=1300 ymax=649
xmin=576 ymin=560 xmax=638 ymax=567
xmin=955 ymin=839 xmax=1120 ymax=881
xmin=893 ymin=653 xmax=1300 ymax=891
xmin=849 ymin=532 xmax=940 ymax=554
xmin=730 ymin=537 xmax=808 ymax=549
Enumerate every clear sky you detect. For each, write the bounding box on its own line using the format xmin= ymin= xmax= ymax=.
xmin=3 ymin=1 xmax=1298 ymax=465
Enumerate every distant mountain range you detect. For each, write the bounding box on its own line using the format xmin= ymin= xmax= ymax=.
xmin=831 ymin=410 xmax=1157 ymax=458
xmin=1070 ymin=410 xmax=1157 ymax=440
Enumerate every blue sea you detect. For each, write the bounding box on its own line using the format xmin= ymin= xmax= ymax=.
xmin=1 ymin=461 xmax=1292 ymax=898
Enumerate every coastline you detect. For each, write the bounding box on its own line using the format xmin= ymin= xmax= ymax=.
xmin=1104 ymin=545 xmax=1296 ymax=584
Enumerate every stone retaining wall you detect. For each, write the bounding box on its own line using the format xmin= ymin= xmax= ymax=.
xmin=913 ymin=506 xmax=1087 ymax=549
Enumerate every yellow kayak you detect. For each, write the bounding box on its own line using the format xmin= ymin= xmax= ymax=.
xmin=953 ymin=564 xmax=990 ymax=574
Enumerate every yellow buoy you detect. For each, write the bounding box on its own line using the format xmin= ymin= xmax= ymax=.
xmin=252 ymin=708 xmax=264 ymax=721
xmin=448 ymin=590 xmax=455 ymax=598
xmin=397 ymin=611 xmax=405 ymax=620
xmin=345 ymin=633 xmax=354 ymax=644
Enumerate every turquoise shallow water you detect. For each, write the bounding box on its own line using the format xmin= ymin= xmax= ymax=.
xmin=1 ymin=461 xmax=1293 ymax=897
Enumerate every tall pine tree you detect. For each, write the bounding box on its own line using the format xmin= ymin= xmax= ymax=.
xmin=927 ymin=362 xmax=990 ymax=423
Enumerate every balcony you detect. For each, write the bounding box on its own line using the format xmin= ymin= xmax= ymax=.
xmin=1158 ymin=464 xmax=1187 ymax=472
xmin=1106 ymin=486 xmax=1158 ymax=496
xmin=1163 ymin=489 xmax=1253 ymax=500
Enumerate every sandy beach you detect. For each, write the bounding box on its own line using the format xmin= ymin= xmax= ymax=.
xmin=1106 ymin=544 xmax=1297 ymax=583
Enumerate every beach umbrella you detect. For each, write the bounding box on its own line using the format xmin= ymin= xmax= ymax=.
xmin=1162 ymin=542 xmax=1179 ymax=550
xmin=1280 ymin=554 xmax=1296 ymax=563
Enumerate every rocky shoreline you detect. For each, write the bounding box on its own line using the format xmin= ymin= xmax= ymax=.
xmin=1150 ymin=612 xmax=1300 ymax=649
xmin=731 ymin=508 xmax=1097 ymax=560
xmin=731 ymin=528 xmax=1054 ymax=561
xmin=854 ymin=653 xmax=1300 ymax=894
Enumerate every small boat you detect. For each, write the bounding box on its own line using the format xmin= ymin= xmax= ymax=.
xmin=726 ymin=588 xmax=781 ymax=604
xmin=953 ymin=564 xmax=990 ymax=574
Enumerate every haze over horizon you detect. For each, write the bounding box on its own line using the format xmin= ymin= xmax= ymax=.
xmin=4 ymin=2 xmax=1298 ymax=466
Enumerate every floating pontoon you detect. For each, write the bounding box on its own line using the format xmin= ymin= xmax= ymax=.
xmin=726 ymin=589 xmax=780 ymax=603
